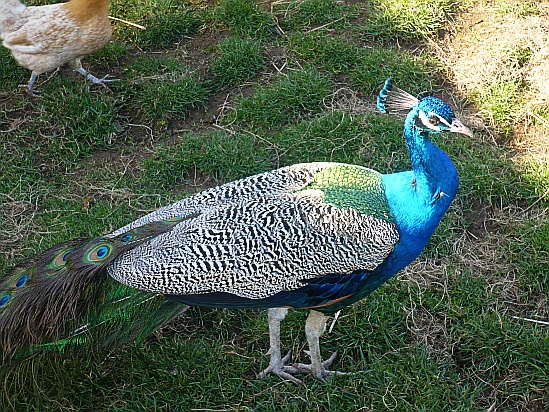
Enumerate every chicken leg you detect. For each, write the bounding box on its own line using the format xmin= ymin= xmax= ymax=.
xmin=70 ymin=59 xmax=115 ymax=89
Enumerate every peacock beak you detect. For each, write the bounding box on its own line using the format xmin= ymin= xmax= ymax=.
xmin=450 ymin=119 xmax=473 ymax=137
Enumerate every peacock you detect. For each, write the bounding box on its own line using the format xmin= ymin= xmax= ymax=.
xmin=0 ymin=79 xmax=472 ymax=384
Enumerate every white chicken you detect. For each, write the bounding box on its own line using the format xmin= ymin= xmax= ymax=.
xmin=0 ymin=0 xmax=113 ymax=95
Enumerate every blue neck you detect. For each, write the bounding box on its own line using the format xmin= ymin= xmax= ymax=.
xmin=379 ymin=108 xmax=459 ymax=276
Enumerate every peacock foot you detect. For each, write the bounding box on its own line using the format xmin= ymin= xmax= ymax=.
xmin=288 ymin=351 xmax=347 ymax=382
xmin=259 ymin=350 xmax=346 ymax=385
xmin=258 ymin=350 xmax=306 ymax=385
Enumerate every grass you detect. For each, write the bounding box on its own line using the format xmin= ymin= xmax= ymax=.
xmin=229 ymin=68 xmax=333 ymax=128
xmin=350 ymin=47 xmax=437 ymax=95
xmin=278 ymin=0 xmax=348 ymax=31
xmin=123 ymin=57 xmax=209 ymax=125
xmin=110 ymin=0 xmax=205 ymax=48
xmin=362 ymin=0 xmax=459 ymax=41
xmin=287 ymin=34 xmax=361 ymax=75
xmin=208 ymin=36 xmax=266 ymax=89
xmin=214 ymin=0 xmax=277 ymax=38
xmin=0 ymin=0 xmax=548 ymax=411
xmin=493 ymin=0 xmax=541 ymax=17
xmin=141 ymin=131 xmax=273 ymax=186
xmin=472 ymin=79 xmax=526 ymax=133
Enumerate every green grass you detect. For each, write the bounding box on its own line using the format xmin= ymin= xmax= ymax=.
xmin=363 ymin=0 xmax=459 ymax=40
xmin=110 ymin=0 xmax=205 ymax=48
xmin=214 ymin=0 xmax=277 ymax=38
xmin=123 ymin=57 xmax=209 ymax=125
xmin=0 ymin=47 xmax=29 ymax=90
xmin=472 ymin=79 xmax=526 ymax=132
xmin=493 ymin=0 xmax=541 ymax=16
xmin=350 ymin=47 xmax=437 ymax=95
xmin=270 ymin=111 xmax=409 ymax=168
xmin=208 ymin=36 xmax=266 ymax=89
xmin=141 ymin=131 xmax=273 ymax=187
xmin=230 ymin=68 xmax=333 ymax=128
xmin=286 ymin=35 xmax=437 ymax=94
xmin=279 ymin=0 xmax=348 ymax=31
xmin=0 ymin=83 xmax=122 ymax=177
xmin=0 ymin=0 xmax=548 ymax=410
xmin=287 ymin=34 xmax=361 ymax=75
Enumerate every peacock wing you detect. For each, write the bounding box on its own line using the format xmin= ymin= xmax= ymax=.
xmin=107 ymin=163 xmax=400 ymax=302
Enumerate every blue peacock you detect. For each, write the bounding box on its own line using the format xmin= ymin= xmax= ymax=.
xmin=0 ymin=79 xmax=472 ymax=384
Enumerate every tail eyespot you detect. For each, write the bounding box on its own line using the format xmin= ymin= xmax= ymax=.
xmin=0 ymin=294 xmax=10 ymax=307
xmin=87 ymin=244 xmax=113 ymax=261
xmin=15 ymin=275 xmax=27 ymax=289
xmin=53 ymin=249 xmax=73 ymax=267
xmin=120 ymin=233 xmax=133 ymax=244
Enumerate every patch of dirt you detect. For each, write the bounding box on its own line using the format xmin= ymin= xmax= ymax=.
xmin=170 ymin=167 xmax=221 ymax=195
xmin=461 ymin=199 xmax=501 ymax=239
xmin=75 ymin=146 xmax=148 ymax=180
xmin=180 ymin=26 xmax=230 ymax=77
xmin=440 ymin=3 xmax=549 ymax=95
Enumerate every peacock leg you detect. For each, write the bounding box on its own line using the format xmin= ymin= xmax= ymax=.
xmin=258 ymin=307 xmax=304 ymax=385
xmin=290 ymin=310 xmax=345 ymax=381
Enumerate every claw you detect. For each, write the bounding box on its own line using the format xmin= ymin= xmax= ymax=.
xmin=73 ymin=67 xmax=117 ymax=89
xmin=91 ymin=74 xmax=117 ymax=86
xmin=258 ymin=350 xmax=306 ymax=386
xmin=259 ymin=309 xmax=347 ymax=385
xmin=290 ymin=351 xmax=347 ymax=381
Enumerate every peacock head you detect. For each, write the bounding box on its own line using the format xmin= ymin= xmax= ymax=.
xmin=377 ymin=78 xmax=473 ymax=137
xmin=414 ymin=96 xmax=472 ymax=137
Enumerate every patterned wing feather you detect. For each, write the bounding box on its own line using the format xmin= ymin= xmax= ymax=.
xmin=108 ymin=163 xmax=400 ymax=303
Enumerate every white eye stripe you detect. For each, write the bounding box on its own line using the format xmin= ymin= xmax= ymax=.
xmin=418 ymin=111 xmax=452 ymax=131
xmin=418 ymin=111 xmax=440 ymax=131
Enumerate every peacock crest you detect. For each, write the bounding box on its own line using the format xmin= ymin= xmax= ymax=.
xmin=377 ymin=78 xmax=420 ymax=116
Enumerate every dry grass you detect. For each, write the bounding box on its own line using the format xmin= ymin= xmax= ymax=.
xmin=438 ymin=2 xmax=549 ymax=143
xmin=434 ymin=0 xmax=549 ymax=211
xmin=442 ymin=2 xmax=549 ymax=100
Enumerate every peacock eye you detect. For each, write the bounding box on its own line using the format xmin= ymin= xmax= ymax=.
xmin=96 ymin=246 xmax=109 ymax=258
xmin=120 ymin=233 xmax=133 ymax=243
xmin=428 ymin=116 xmax=440 ymax=125
xmin=86 ymin=244 xmax=113 ymax=262
xmin=52 ymin=249 xmax=73 ymax=267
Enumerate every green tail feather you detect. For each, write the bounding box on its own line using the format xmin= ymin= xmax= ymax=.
xmin=35 ymin=284 xmax=188 ymax=354
xmin=0 ymin=217 xmax=187 ymax=362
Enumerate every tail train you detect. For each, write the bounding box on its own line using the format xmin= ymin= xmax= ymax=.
xmin=0 ymin=217 xmax=188 ymax=363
